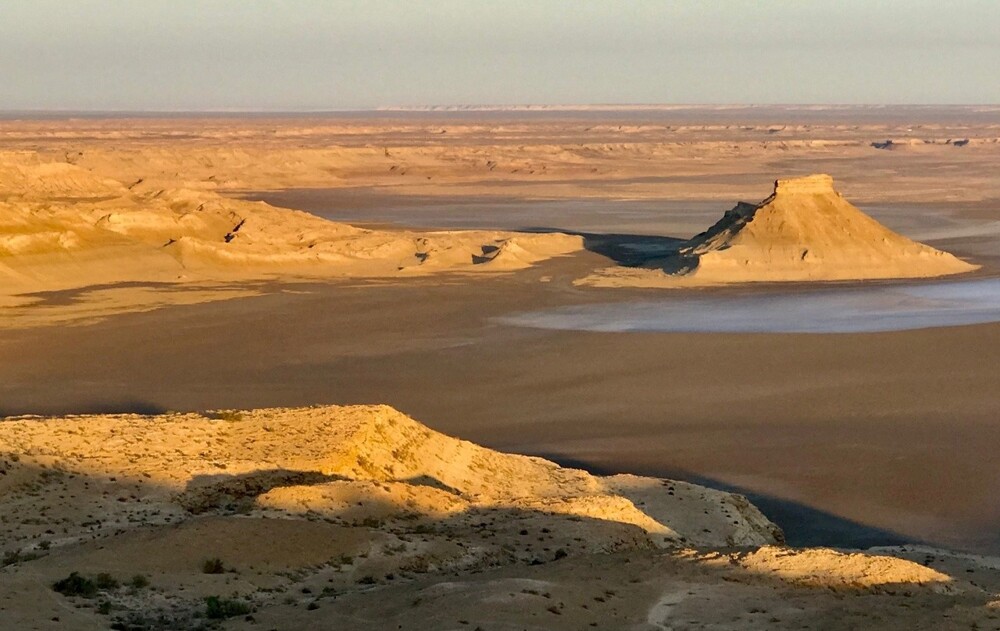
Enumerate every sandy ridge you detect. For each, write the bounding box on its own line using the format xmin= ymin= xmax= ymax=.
xmin=2 ymin=404 xmax=993 ymax=630
xmin=0 ymin=158 xmax=582 ymax=325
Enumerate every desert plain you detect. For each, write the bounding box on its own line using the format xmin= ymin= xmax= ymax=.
xmin=3 ymin=106 xmax=1000 ymax=629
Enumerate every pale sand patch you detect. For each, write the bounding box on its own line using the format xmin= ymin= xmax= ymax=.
xmin=683 ymin=546 xmax=953 ymax=591
xmin=0 ymin=284 xmax=263 ymax=329
xmin=646 ymin=586 xmax=693 ymax=630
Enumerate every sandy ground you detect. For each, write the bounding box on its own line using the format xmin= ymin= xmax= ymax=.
xmin=3 ymin=106 xmax=999 ymax=206
xmin=3 ymin=258 xmax=1000 ymax=555
xmin=4 ymin=405 xmax=1000 ymax=631
xmin=3 ymin=109 xmax=1000 ymax=628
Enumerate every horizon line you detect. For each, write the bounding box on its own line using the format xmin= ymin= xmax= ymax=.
xmin=2 ymin=103 xmax=1000 ymax=116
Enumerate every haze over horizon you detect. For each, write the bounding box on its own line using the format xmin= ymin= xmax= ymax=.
xmin=1 ymin=0 xmax=999 ymax=111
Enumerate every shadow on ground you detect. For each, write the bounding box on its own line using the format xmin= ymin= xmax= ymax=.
xmin=0 ymin=399 xmax=170 ymax=417
xmin=516 ymin=225 xmax=687 ymax=267
xmin=541 ymin=454 xmax=915 ymax=551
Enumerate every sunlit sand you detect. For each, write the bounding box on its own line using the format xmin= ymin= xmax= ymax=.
xmin=2 ymin=109 xmax=1000 ymax=629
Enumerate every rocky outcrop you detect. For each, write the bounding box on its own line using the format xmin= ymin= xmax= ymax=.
xmin=670 ymin=174 xmax=977 ymax=283
xmin=6 ymin=405 xmax=989 ymax=631
xmin=0 ymin=160 xmax=582 ymax=301
xmin=0 ymin=405 xmax=781 ymax=552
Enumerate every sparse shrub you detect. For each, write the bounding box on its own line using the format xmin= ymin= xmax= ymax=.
xmin=97 ymin=600 xmax=112 ymax=615
xmin=357 ymin=575 xmax=377 ymax=585
xmin=204 ymin=595 xmax=252 ymax=619
xmin=356 ymin=455 xmax=374 ymax=472
xmin=2 ymin=549 xmax=41 ymax=567
xmin=202 ymin=557 xmax=225 ymax=574
xmin=129 ymin=574 xmax=150 ymax=589
xmin=396 ymin=511 xmax=420 ymax=521
xmin=52 ymin=572 xmax=99 ymax=598
xmin=400 ymin=556 xmax=432 ymax=573
xmin=553 ymin=548 xmax=568 ymax=560
xmin=94 ymin=573 xmax=120 ymax=590
xmin=382 ymin=542 xmax=407 ymax=555
xmin=410 ymin=523 xmax=436 ymax=535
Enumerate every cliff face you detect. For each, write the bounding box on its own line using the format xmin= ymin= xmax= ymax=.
xmin=674 ymin=174 xmax=977 ymax=283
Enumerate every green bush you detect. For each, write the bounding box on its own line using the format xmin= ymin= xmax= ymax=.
xmin=129 ymin=574 xmax=150 ymax=589
xmin=2 ymin=549 xmax=41 ymax=567
xmin=52 ymin=572 xmax=99 ymax=598
xmin=204 ymin=596 xmax=252 ymax=619
xmin=202 ymin=558 xmax=225 ymax=574
xmin=94 ymin=573 xmax=120 ymax=590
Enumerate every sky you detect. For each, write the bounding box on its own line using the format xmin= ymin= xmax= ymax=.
xmin=1 ymin=0 xmax=998 ymax=111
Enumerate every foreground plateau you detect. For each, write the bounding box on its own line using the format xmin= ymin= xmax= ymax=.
xmin=3 ymin=405 xmax=999 ymax=630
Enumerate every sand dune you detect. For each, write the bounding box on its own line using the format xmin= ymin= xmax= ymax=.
xmin=584 ymin=174 xmax=978 ymax=287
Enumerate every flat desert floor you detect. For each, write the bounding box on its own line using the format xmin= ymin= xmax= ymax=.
xmin=2 ymin=106 xmax=1000 ymax=560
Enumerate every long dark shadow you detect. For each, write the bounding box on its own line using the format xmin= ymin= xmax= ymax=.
xmin=539 ymin=454 xmax=916 ymax=551
xmin=0 ymin=399 xmax=169 ymax=418
xmin=512 ymin=225 xmax=687 ymax=266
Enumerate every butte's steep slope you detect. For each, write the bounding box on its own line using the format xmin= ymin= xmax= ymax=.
xmin=584 ymin=174 xmax=978 ymax=287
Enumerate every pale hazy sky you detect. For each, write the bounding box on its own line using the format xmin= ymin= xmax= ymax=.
xmin=1 ymin=0 xmax=998 ymax=111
